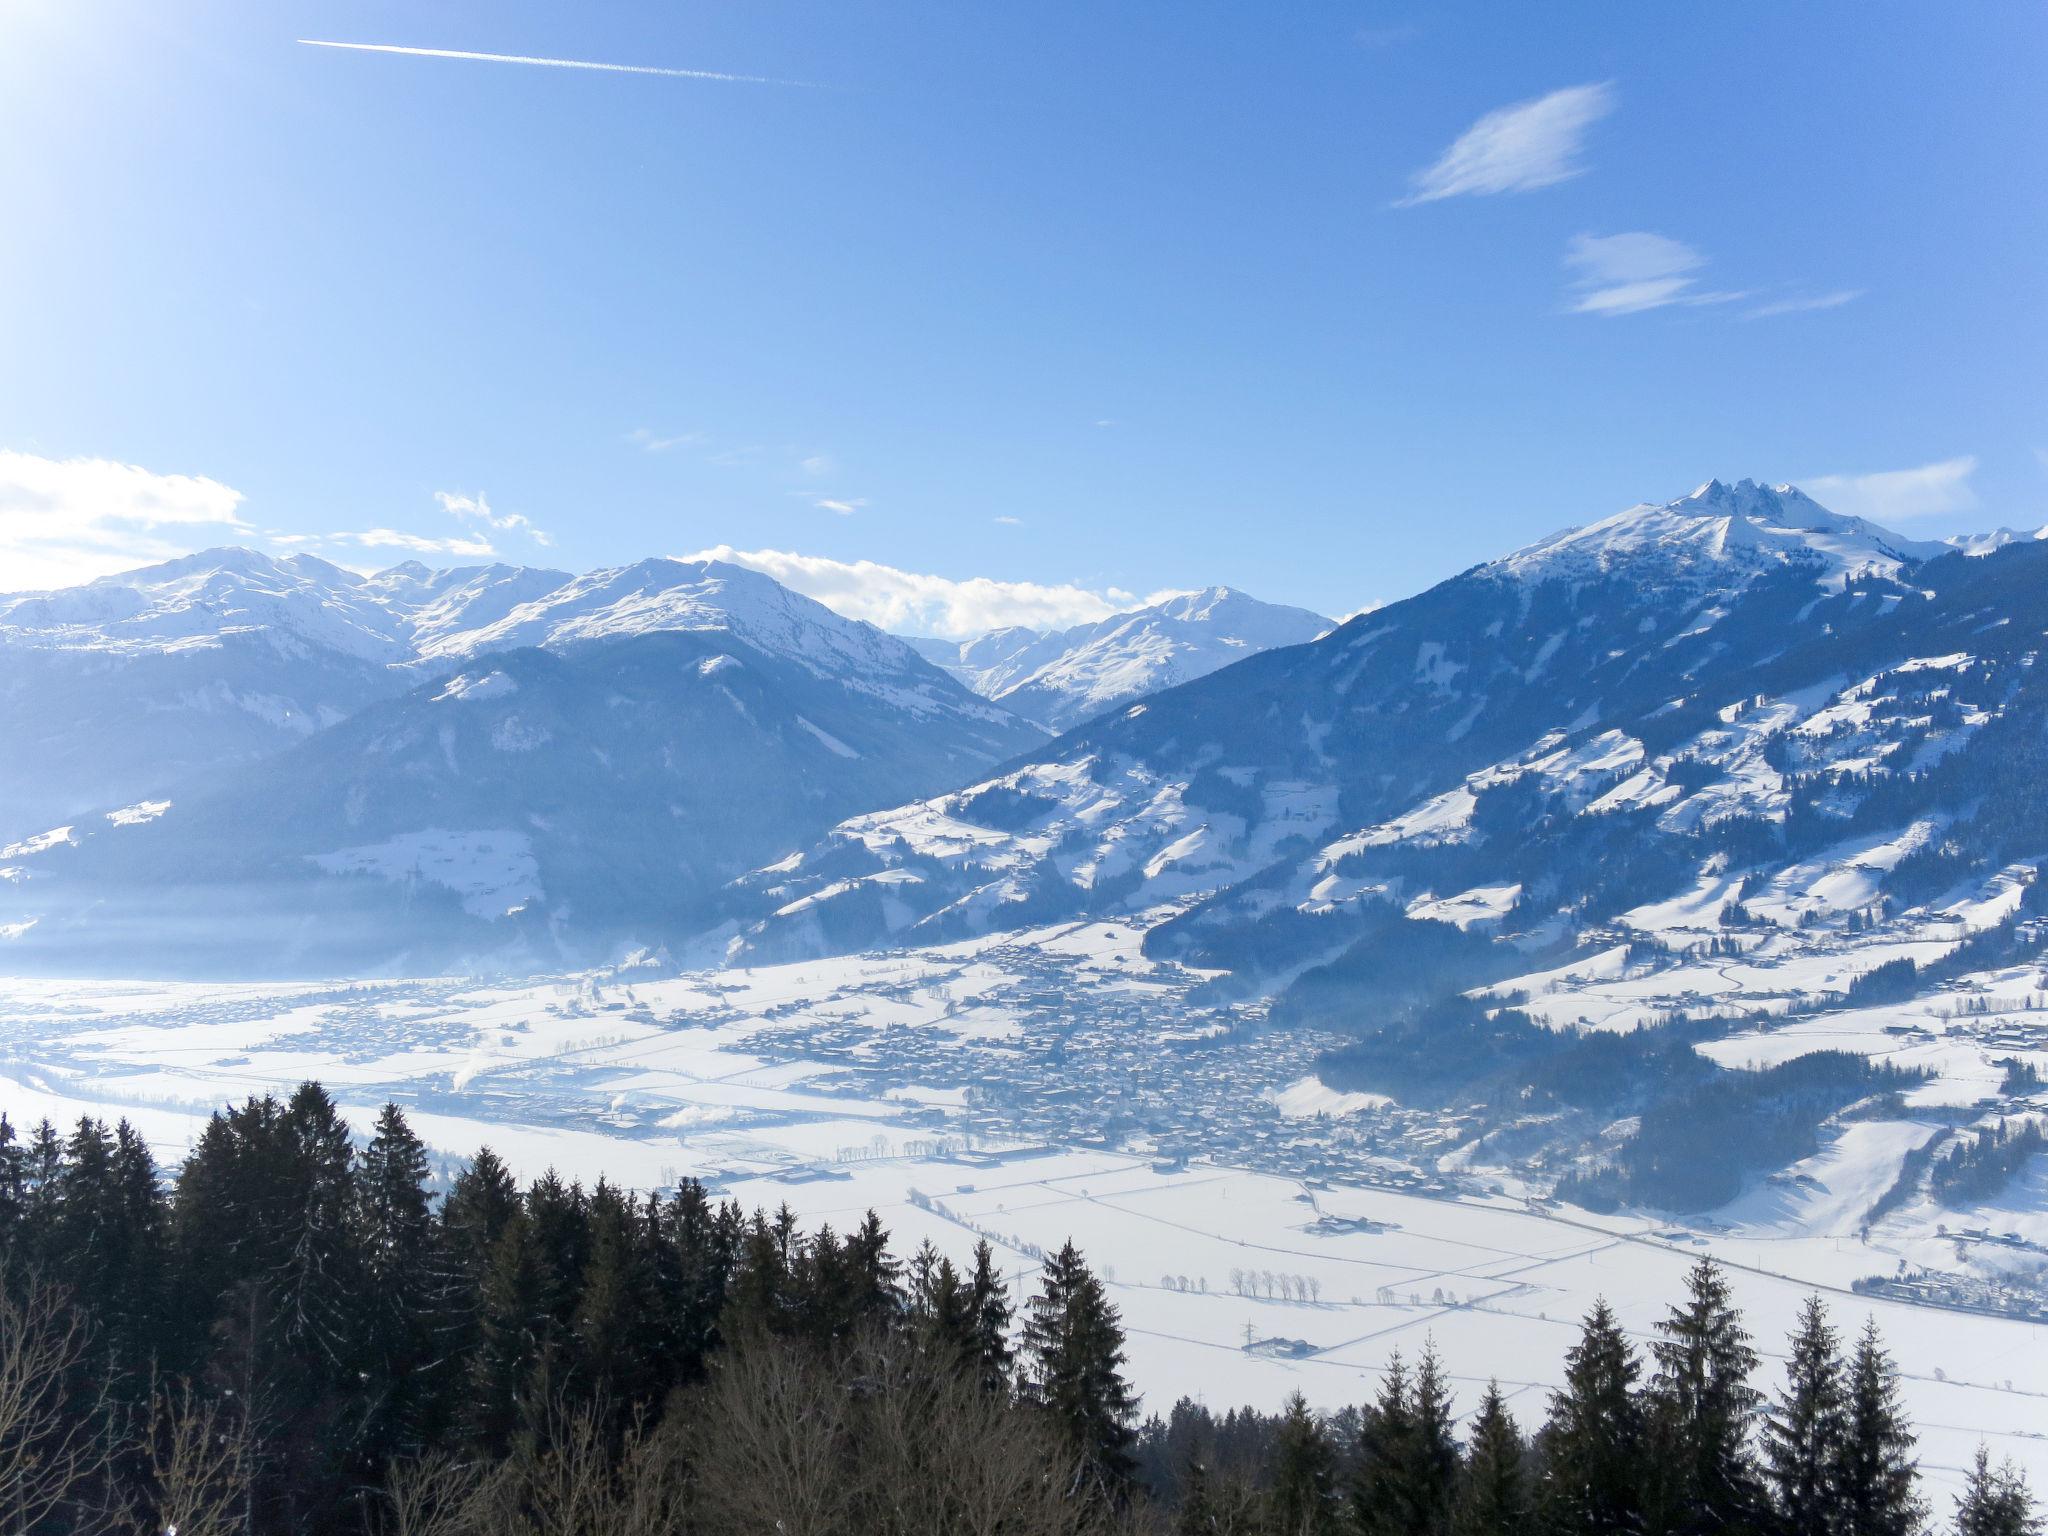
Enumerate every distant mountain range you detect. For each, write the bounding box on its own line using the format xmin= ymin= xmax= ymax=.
xmin=0 ymin=548 xmax=1317 ymax=971
xmin=906 ymin=587 xmax=1331 ymax=733
xmin=5 ymin=478 xmax=2044 ymax=981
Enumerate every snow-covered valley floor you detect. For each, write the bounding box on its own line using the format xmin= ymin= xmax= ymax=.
xmin=1 ymin=911 xmax=2043 ymax=1492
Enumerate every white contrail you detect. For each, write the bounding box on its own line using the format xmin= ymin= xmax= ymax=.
xmin=297 ymin=39 xmax=812 ymax=87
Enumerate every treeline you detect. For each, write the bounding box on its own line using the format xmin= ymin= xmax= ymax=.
xmin=0 ymin=1088 xmax=2038 ymax=1535
xmin=1930 ymin=1117 xmax=2047 ymax=1206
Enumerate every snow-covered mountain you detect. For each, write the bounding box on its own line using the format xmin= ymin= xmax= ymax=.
xmin=1498 ymin=478 xmax=1946 ymax=589
xmin=0 ymin=550 xmax=1042 ymax=970
xmin=721 ymin=480 xmax=2036 ymax=974
xmin=0 ymin=549 xmax=564 ymax=835
xmin=909 ymin=586 xmax=1331 ymax=732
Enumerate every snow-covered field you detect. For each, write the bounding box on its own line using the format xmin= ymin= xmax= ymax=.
xmin=2 ymin=912 xmax=2045 ymax=1490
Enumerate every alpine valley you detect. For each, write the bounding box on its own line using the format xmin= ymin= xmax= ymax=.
xmin=4 ymin=479 xmax=2048 ymax=1485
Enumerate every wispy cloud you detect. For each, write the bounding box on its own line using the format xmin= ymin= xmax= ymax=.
xmin=683 ymin=545 xmax=1165 ymax=638
xmin=324 ymin=528 xmax=498 ymax=558
xmin=1401 ymin=82 xmax=1613 ymax=205
xmin=298 ymin=39 xmax=812 ymax=87
xmin=1564 ymin=232 xmax=1740 ymax=316
xmin=626 ymin=428 xmax=706 ymax=454
xmin=992 ymin=515 xmax=1023 ymax=526
xmin=1745 ymin=288 xmax=1864 ymax=320
xmin=435 ymin=489 xmax=552 ymax=546
xmin=1803 ymin=456 xmax=1979 ymax=524
xmin=813 ymin=498 xmax=866 ymax=517
xmin=0 ymin=449 xmax=251 ymax=592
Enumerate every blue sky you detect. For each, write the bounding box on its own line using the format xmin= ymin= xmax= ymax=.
xmin=1 ymin=1 xmax=2042 ymax=631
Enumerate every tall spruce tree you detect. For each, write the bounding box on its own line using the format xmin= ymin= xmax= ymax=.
xmin=1354 ymin=1351 xmax=1416 ymax=1536
xmin=1836 ymin=1319 xmax=1923 ymax=1536
xmin=0 ymin=1115 xmax=26 ymax=1261
xmin=656 ymin=1179 xmax=735 ymax=1382
xmin=357 ymin=1105 xmax=438 ymax=1449
xmin=1645 ymin=1257 xmax=1764 ymax=1534
xmin=908 ymin=1240 xmax=976 ymax=1370
xmin=570 ymin=1179 xmax=658 ymax=1405
xmin=1267 ymin=1391 xmax=1343 ymax=1536
xmin=276 ymin=1082 xmax=364 ymax=1377
xmin=1022 ymin=1239 xmax=1138 ymax=1496
xmin=1765 ymin=1297 xmax=1846 ymax=1536
xmin=466 ymin=1212 xmax=546 ymax=1456
xmin=967 ymin=1238 xmax=1015 ymax=1394
xmin=1955 ymin=1445 xmax=2042 ymax=1536
xmin=1539 ymin=1298 xmax=1644 ymax=1536
xmin=1456 ymin=1382 xmax=1528 ymax=1536
xmin=1355 ymin=1344 xmax=1458 ymax=1536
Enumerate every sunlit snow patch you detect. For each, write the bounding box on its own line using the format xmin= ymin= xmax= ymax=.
xmin=433 ymin=670 xmax=519 ymax=703
xmin=309 ymin=829 xmax=542 ymax=918
xmin=0 ymin=827 xmax=73 ymax=859
xmin=1262 ymin=1076 xmax=1391 ymax=1118
xmin=105 ymin=800 xmax=172 ymax=827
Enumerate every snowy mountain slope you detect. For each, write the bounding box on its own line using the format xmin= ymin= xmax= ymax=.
xmin=912 ymin=586 xmax=1331 ymax=732
xmin=0 ymin=617 xmax=1043 ymax=974
xmin=1498 ymin=478 xmax=1946 ymax=589
xmin=418 ymin=556 xmax=994 ymax=710
xmin=0 ymin=549 xmax=581 ymax=837
xmin=718 ymin=481 xmax=2023 ymax=967
xmin=0 ymin=549 xmax=1033 ymax=845
xmin=0 ymin=551 xmax=421 ymax=836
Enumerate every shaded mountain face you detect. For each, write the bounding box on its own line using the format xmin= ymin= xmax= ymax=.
xmin=0 ymin=555 xmax=1040 ymax=974
xmin=722 ymin=481 xmax=2036 ymax=985
xmin=910 ymin=587 xmax=1331 ymax=732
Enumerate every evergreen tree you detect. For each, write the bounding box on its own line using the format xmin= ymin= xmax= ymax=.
xmin=440 ymin=1146 xmax=520 ymax=1287
xmin=466 ymin=1213 xmax=545 ymax=1455
xmin=570 ymin=1179 xmax=657 ymax=1405
xmin=1267 ymin=1391 xmax=1342 ymax=1536
xmin=655 ymin=1180 xmax=734 ymax=1382
xmin=1412 ymin=1341 xmax=1461 ymax=1532
xmin=1644 ymin=1257 xmax=1763 ymax=1534
xmin=0 ymin=1114 xmax=26 ymax=1258
xmin=1355 ymin=1345 xmax=1457 ymax=1536
xmin=908 ymin=1240 xmax=976 ymax=1370
xmin=845 ymin=1208 xmax=902 ymax=1328
xmin=967 ymin=1238 xmax=1015 ymax=1394
xmin=1175 ymin=1456 xmax=1221 ymax=1536
xmin=427 ymin=1146 xmax=520 ymax=1443
xmin=523 ymin=1169 xmax=591 ymax=1344
xmin=20 ymin=1118 xmax=63 ymax=1267
xmin=356 ymin=1104 xmax=438 ymax=1462
xmin=1022 ymin=1239 xmax=1137 ymax=1496
xmin=52 ymin=1119 xmax=119 ymax=1322
xmin=721 ymin=1207 xmax=791 ymax=1338
xmin=275 ymin=1082 xmax=364 ymax=1376
xmin=1539 ymin=1298 xmax=1644 ymax=1536
xmin=1764 ymin=1297 xmax=1846 ymax=1536
xmin=1836 ymin=1319 xmax=1923 ymax=1536
xmin=1455 ymin=1382 xmax=1529 ymax=1536
xmin=1955 ymin=1445 xmax=2042 ymax=1536
xmin=1354 ymin=1350 xmax=1414 ymax=1536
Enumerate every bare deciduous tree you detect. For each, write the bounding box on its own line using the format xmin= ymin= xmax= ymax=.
xmin=383 ymin=1451 xmax=489 ymax=1536
xmin=691 ymin=1341 xmax=850 ymax=1536
xmin=138 ymin=1378 xmax=254 ymax=1536
xmin=0 ymin=1269 xmax=122 ymax=1534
